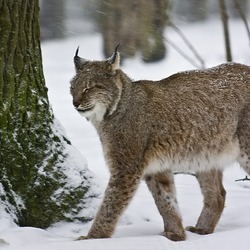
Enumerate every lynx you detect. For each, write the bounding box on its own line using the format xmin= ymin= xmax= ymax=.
xmin=70 ymin=44 xmax=250 ymax=241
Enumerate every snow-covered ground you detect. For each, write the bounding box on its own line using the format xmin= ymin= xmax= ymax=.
xmin=1 ymin=19 xmax=250 ymax=249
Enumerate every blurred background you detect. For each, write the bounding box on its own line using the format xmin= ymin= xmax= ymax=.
xmin=40 ymin=0 xmax=250 ymax=64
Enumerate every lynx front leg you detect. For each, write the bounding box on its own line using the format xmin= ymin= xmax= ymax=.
xmin=186 ymin=169 xmax=226 ymax=235
xmin=145 ymin=171 xmax=186 ymax=241
xmin=78 ymin=170 xmax=141 ymax=240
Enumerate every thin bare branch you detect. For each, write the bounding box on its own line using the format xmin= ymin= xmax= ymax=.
xmin=233 ymin=0 xmax=250 ymax=44
xmin=163 ymin=35 xmax=204 ymax=69
xmin=174 ymin=172 xmax=196 ymax=177
xmin=169 ymin=21 xmax=206 ymax=68
xmin=235 ymin=176 xmax=250 ymax=182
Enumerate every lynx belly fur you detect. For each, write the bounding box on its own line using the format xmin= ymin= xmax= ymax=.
xmin=70 ymin=45 xmax=250 ymax=241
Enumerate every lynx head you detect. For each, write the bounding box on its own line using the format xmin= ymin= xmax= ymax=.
xmin=70 ymin=44 xmax=122 ymax=122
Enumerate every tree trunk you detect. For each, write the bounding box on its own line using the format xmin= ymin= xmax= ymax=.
xmin=0 ymin=0 xmax=97 ymax=228
xmin=219 ymin=0 xmax=233 ymax=62
xmin=40 ymin=0 xmax=65 ymax=40
xmin=174 ymin=0 xmax=208 ymax=22
xmin=96 ymin=0 xmax=170 ymax=63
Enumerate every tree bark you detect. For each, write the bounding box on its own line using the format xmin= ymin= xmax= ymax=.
xmin=0 ymin=0 xmax=96 ymax=228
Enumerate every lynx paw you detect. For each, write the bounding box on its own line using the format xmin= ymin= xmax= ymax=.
xmin=75 ymin=235 xmax=90 ymax=241
xmin=161 ymin=231 xmax=186 ymax=241
xmin=186 ymin=226 xmax=213 ymax=235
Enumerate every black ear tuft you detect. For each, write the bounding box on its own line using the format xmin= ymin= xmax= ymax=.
xmin=109 ymin=43 xmax=120 ymax=64
xmin=74 ymin=46 xmax=86 ymax=72
xmin=108 ymin=43 xmax=121 ymax=72
xmin=74 ymin=46 xmax=80 ymax=66
xmin=75 ymin=46 xmax=80 ymax=57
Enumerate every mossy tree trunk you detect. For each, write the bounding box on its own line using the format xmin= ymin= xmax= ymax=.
xmin=96 ymin=0 xmax=170 ymax=63
xmin=0 ymin=0 xmax=96 ymax=228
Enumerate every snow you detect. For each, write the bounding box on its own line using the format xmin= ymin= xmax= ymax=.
xmin=1 ymin=19 xmax=250 ymax=249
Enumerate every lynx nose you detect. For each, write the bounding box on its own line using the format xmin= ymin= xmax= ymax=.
xmin=73 ymin=100 xmax=80 ymax=108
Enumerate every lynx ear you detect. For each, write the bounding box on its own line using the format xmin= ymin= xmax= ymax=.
xmin=107 ymin=43 xmax=120 ymax=72
xmin=74 ymin=46 xmax=86 ymax=72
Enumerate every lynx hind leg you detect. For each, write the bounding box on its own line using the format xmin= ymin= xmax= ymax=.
xmin=237 ymin=107 xmax=250 ymax=176
xmin=145 ymin=171 xmax=186 ymax=241
xmin=186 ymin=169 xmax=226 ymax=235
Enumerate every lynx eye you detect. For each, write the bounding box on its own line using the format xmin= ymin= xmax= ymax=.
xmin=82 ymin=88 xmax=89 ymax=94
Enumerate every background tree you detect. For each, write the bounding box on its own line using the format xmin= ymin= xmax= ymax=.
xmin=96 ymin=0 xmax=170 ymax=63
xmin=219 ymin=0 xmax=233 ymax=61
xmin=38 ymin=0 xmax=249 ymax=65
xmin=40 ymin=0 xmax=65 ymax=40
xmin=0 ymin=0 xmax=97 ymax=228
xmin=219 ymin=0 xmax=250 ymax=62
xmin=174 ymin=0 xmax=208 ymax=22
